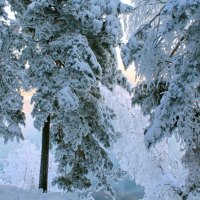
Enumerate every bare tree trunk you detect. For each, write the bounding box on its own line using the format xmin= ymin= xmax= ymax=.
xmin=39 ymin=115 xmax=50 ymax=192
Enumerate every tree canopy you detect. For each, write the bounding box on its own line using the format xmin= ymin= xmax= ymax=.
xmin=122 ymin=0 xmax=200 ymax=198
xmin=5 ymin=0 xmax=133 ymax=197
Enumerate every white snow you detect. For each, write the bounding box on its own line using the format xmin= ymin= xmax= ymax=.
xmin=0 ymin=185 xmax=94 ymax=200
xmin=57 ymin=86 xmax=79 ymax=111
xmin=0 ymin=185 xmax=68 ymax=200
xmin=27 ymin=2 xmax=37 ymax=11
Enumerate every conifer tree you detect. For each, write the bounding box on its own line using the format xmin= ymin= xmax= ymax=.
xmin=122 ymin=0 xmax=200 ymax=198
xmin=7 ymin=0 xmax=132 ymax=197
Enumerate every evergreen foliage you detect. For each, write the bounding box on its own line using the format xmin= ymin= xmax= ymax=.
xmin=122 ymin=0 xmax=200 ymax=198
xmin=0 ymin=0 xmax=25 ymax=143
xmin=7 ymin=0 xmax=133 ymax=197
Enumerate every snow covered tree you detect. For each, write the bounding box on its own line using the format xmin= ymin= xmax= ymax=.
xmin=7 ymin=0 xmax=133 ymax=197
xmin=0 ymin=140 xmax=57 ymax=191
xmin=122 ymin=0 xmax=200 ymax=198
xmin=0 ymin=0 xmax=25 ymax=143
xmin=102 ymin=86 xmax=186 ymax=200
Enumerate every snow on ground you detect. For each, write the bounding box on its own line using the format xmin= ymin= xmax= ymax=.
xmin=0 ymin=185 xmax=94 ymax=200
xmin=0 ymin=185 xmax=67 ymax=200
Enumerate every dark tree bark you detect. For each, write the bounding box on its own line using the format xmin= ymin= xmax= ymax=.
xmin=39 ymin=115 xmax=50 ymax=192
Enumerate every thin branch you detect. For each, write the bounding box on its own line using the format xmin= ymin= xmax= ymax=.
xmin=135 ymin=5 xmax=165 ymax=36
xmin=170 ymin=36 xmax=185 ymax=57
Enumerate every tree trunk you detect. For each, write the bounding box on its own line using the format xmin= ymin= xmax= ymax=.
xmin=39 ymin=115 xmax=50 ymax=192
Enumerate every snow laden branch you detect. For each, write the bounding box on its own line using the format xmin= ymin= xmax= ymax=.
xmin=6 ymin=0 xmax=133 ymax=198
xmin=121 ymin=0 xmax=200 ymax=199
xmin=0 ymin=0 xmax=27 ymax=143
